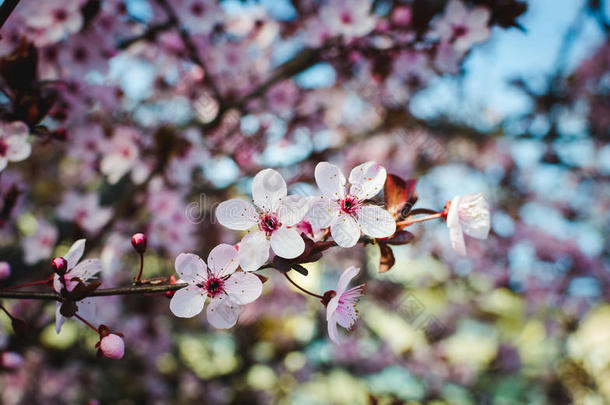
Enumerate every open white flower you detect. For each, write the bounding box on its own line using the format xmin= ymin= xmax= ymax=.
xmin=0 ymin=121 xmax=31 ymax=172
xmin=216 ymin=169 xmax=308 ymax=271
xmin=446 ymin=193 xmax=491 ymax=256
xmin=432 ymin=0 xmax=491 ymax=52
xmin=325 ymin=266 xmax=365 ymax=344
xmin=308 ymin=161 xmax=396 ymax=247
xmin=169 ymin=244 xmax=263 ymax=328
xmin=53 ymin=239 xmax=102 ymax=333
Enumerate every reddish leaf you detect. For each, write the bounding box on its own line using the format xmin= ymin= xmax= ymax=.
xmin=384 ymin=174 xmax=418 ymax=220
xmin=68 ymin=281 xmax=102 ymax=301
xmin=387 ymin=231 xmax=415 ymax=245
xmin=378 ymin=242 xmax=395 ymax=273
xmin=60 ymin=300 xmax=78 ymax=317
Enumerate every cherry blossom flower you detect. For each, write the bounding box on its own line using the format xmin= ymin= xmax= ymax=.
xmin=431 ymin=0 xmax=491 ymax=52
xmin=216 ymin=169 xmax=308 ymax=271
xmin=446 ymin=193 xmax=491 ymax=256
xmin=320 ymin=0 xmax=376 ymax=42
xmin=323 ymin=266 xmax=366 ymax=344
xmin=0 ymin=121 xmax=31 ymax=173
xmin=52 ymin=239 xmax=102 ymax=333
xmin=22 ymin=219 xmax=58 ymax=265
xmin=308 ymin=161 xmax=396 ymax=248
xmin=100 ymin=127 xmax=141 ymax=184
xmin=22 ymin=0 xmax=84 ymax=46
xmin=169 ymin=244 xmax=263 ymax=329
xmin=57 ymin=192 xmax=112 ymax=234
xmin=175 ymin=0 xmax=222 ymax=35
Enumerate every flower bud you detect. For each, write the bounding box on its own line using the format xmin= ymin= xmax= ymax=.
xmin=0 ymin=261 xmax=10 ymax=280
xmin=99 ymin=333 xmax=124 ymax=360
xmin=131 ymin=233 xmax=147 ymax=254
xmin=51 ymin=257 xmax=68 ymax=275
xmin=320 ymin=290 xmax=337 ymax=307
xmin=1 ymin=351 xmax=23 ymax=369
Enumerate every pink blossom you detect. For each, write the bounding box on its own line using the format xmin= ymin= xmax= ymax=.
xmin=0 ymin=262 xmax=10 ymax=280
xmin=0 ymin=351 xmax=23 ymax=369
xmin=175 ymin=0 xmax=222 ymax=35
xmin=0 ymin=121 xmax=31 ymax=173
xmin=52 ymin=239 xmax=102 ymax=333
xmin=169 ymin=245 xmax=263 ymax=328
xmin=99 ymin=333 xmax=125 ymax=360
xmin=308 ymin=161 xmax=396 ymax=247
xmin=446 ymin=193 xmax=491 ymax=256
xmin=57 ymin=192 xmax=112 ymax=234
xmin=100 ymin=127 xmax=141 ymax=184
xmin=320 ymin=0 xmax=376 ymax=42
xmin=431 ymin=0 xmax=490 ymax=52
xmin=21 ymin=0 xmax=84 ymax=46
xmin=324 ymin=266 xmax=365 ymax=344
xmin=216 ymin=169 xmax=308 ymax=271
xmin=22 ymin=219 xmax=58 ymax=265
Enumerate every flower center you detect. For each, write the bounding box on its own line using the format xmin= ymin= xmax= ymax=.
xmin=452 ymin=25 xmax=468 ymax=38
xmin=339 ymin=196 xmax=360 ymax=216
xmin=190 ymin=2 xmax=205 ymax=16
xmin=340 ymin=11 xmax=353 ymax=24
xmin=204 ymin=277 xmax=225 ymax=298
xmin=0 ymin=139 xmax=7 ymax=157
xmin=54 ymin=9 xmax=68 ymax=22
xmin=258 ymin=213 xmax=280 ymax=235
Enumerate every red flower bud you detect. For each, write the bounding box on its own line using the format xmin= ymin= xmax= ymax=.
xmin=131 ymin=233 xmax=147 ymax=254
xmin=51 ymin=257 xmax=68 ymax=275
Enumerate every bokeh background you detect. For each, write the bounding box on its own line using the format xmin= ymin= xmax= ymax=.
xmin=0 ymin=0 xmax=609 ymax=403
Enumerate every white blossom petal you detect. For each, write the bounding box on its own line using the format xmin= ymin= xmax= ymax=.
xmin=206 ymin=295 xmax=240 ymax=329
xmin=330 ymin=214 xmax=360 ymax=248
xmin=238 ymin=231 xmax=270 ymax=272
xmin=0 ymin=157 xmax=7 ymax=172
xmin=336 ymin=266 xmax=360 ymax=295
xmin=252 ymin=168 xmax=287 ymax=211
xmin=327 ymin=315 xmax=340 ymax=344
xmin=348 ymin=161 xmax=386 ymax=200
xmin=357 ymin=204 xmax=396 ymax=238
xmin=63 ymin=239 xmax=86 ymax=270
xmin=69 ymin=259 xmax=102 ymax=281
xmin=449 ymin=223 xmax=467 ymax=256
xmin=314 ymin=162 xmax=346 ymax=200
xmin=55 ymin=302 xmax=66 ymax=334
xmin=175 ymin=253 xmax=207 ymax=283
xmin=216 ymin=199 xmax=258 ymax=231
xmin=169 ymin=286 xmax=206 ymax=318
xmin=5 ymin=136 xmax=31 ymax=162
xmin=270 ymin=227 xmax=305 ymax=259
xmin=277 ymin=195 xmax=309 ymax=227
xmin=305 ymin=197 xmax=339 ymax=229
xmin=207 ymin=244 xmax=239 ymax=278
xmin=224 ymin=272 xmax=263 ymax=305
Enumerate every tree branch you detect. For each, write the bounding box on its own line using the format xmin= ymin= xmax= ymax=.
xmin=0 ymin=283 xmax=188 ymax=301
xmin=0 ymin=0 xmax=20 ymax=29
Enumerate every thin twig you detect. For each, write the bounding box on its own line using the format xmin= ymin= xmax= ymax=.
xmin=0 ymin=283 xmax=188 ymax=301
xmin=0 ymin=0 xmax=20 ymax=29
xmin=283 ymin=273 xmax=323 ymax=299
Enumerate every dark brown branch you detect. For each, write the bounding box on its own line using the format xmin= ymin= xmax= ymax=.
xmin=0 ymin=283 xmax=188 ymax=300
xmin=0 ymin=0 xmax=20 ymax=29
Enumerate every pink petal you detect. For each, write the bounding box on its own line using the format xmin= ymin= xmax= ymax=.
xmin=175 ymin=253 xmax=207 ymax=283
xmin=357 ymin=204 xmax=396 ymax=238
xmin=252 ymin=168 xmax=287 ymax=211
xmin=270 ymin=227 xmax=305 ymax=259
xmin=216 ymin=199 xmax=258 ymax=231
xmin=336 ymin=266 xmax=360 ymax=295
xmin=277 ymin=195 xmax=309 ymax=227
xmin=330 ymin=214 xmax=360 ymax=248
xmin=206 ymin=296 xmax=240 ymax=329
xmin=348 ymin=161 xmax=386 ymax=200
xmin=63 ymin=239 xmax=86 ymax=270
xmin=207 ymin=244 xmax=239 ymax=277
xmin=224 ymin=272 xmax=263 ymax=305
xmin=315 ymin=162 xmax=346 ymax=200
xmin=169 ymin=286 xmax=206 ymax=318
xmin=238 ymin=231 xmax=270 ymax=272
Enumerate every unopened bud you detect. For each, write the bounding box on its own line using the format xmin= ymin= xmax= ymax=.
xmin=51 ymin=257 xmax=68 ymax=275
xmin=0 ymin=261 xmax=10 ymax=280
xmin=131 ymin=233 xmax=147 ymax=254
xmin=99 ymin=334 xmax=124 ymax=360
